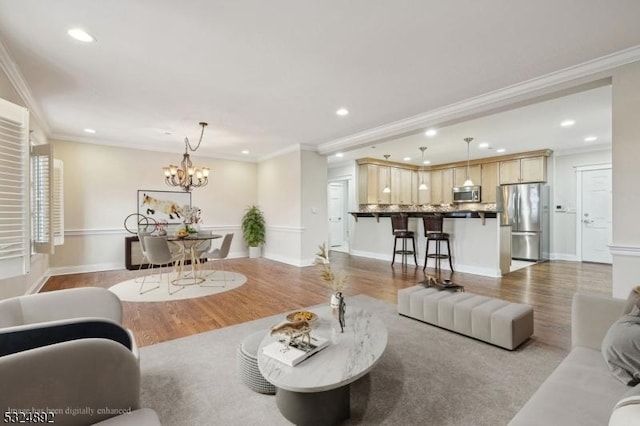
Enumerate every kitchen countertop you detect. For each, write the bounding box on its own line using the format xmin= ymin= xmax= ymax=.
xmin=349 ymin=210 xmax=498 ymax=223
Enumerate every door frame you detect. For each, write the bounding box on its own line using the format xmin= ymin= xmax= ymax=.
xmin=575 ymin=163 xmax=612 ymax=262
xmin=327 ymin=176 xmax=354 ymax=251
xmin=327 ymin=181 xmax=346 ymax=247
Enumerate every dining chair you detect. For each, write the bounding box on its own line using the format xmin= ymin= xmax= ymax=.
xmin=143 ymin=235 xmax=184 ymax=295
xmin=200 ymin=233 xmax=234 ymax=286
xmin=136 ymin=229 xmax=160 ymax=293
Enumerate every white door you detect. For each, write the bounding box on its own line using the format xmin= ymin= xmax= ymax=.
xmin=581 ymin=168 xmax=612 ymax=263
xmin=328 ymin=182 xmax=345 ymax=247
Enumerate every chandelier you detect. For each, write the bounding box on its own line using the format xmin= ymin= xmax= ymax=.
xmin=163 ymin=122 xmax=210 ymax=192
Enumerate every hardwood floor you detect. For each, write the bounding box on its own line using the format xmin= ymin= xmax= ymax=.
xmin=41 ymin=253 xmax=612 ymax=351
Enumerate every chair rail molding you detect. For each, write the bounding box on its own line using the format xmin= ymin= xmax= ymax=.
xmin=609 ymin=244 xmax=640 ymax=257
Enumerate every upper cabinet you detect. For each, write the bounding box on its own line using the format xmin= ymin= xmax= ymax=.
xmin=358 ymin=164 xmax=390 ymax=204
xmin=390 ymin=167 xmax=414 ymax=204
xmin=430 ymin=168 xmax=454 ymax=204
xmin=453 ymin=165 xmax=482 ymax=187
xmin=480 ymin=162 xmax=499 ymax=203
xmin=499 ymin=156 xmax=547 ymax=184
xmin=357 ymin=163 xmax=402 ymax=204
xmin=356 ymin=150 xmax=550 ymax=205
xmin=416 ymin=169 xmax=431 ymax=204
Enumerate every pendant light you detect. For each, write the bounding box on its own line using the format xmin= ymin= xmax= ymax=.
xmin=463 ymin=137 xmax=474 ymax=187
xmin=383 ymin=154 xmax=391 ymax=193
xmin=418 ymin=147 xmax=428 ymax=190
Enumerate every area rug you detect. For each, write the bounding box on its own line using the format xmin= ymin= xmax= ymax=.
xmin=139 ymin=294 xmax=565 ymax=425
xmin=109 ymin=271 xmax=247 ymax=302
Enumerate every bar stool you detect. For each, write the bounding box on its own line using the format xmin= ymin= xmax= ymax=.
xmin=391 ymin=214 xmax=417 ymax=266
xmin=422 ymin=215 xmax=454 ymax=272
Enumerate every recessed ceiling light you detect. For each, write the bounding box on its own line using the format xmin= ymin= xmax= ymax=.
xmin=336 ymin=108 xmax=349 ymax=116
xmin=423 ymin=160 xmax=431 ymax=165
xmin=560 ymin=119 xmax=576 ymax=127
xmin=496 ymin=148 xmax=506 ymax=153
xmin=241 ymin=150 xmax=250 ymax=155
xmin=403 ymin=157 xmax=411 ymax=161
xmin=478 ymin=142 xmax=490 ymax=148
xmin=335 ymin=152 xmax=344 ymax=158
xmin=424 ymin=129 xmax=437 ymax=137
xmin=83 ymin=128 xmax=96 ymax=134
xmin=584 ymin=136 xmax=598 ymax=142
xmin=67 ymin=28 xmax=95 ymax=43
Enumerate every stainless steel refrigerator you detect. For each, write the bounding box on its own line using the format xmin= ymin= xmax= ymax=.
xmin=497 ymin=183 xmax=550 ymax=261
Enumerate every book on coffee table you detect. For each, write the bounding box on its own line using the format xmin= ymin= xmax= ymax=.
xmin=262 ymin=334 xmax=330 ymax=367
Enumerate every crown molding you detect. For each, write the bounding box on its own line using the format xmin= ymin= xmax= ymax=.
xmin=51 ymin=132 xmax=259 ymax=164
xmin=317 ymin=45 xmax=640 ymax=155
xmin=257 ymin=143 xmax=317 ymax=162
xmin=0 ymin=37 xmax=51 ymax=135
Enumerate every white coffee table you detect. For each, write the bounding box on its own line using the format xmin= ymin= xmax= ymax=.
xmin=257 ymin=306 xmax=388 ymax=425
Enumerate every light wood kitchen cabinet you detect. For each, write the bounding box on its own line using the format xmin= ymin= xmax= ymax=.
xmin=430 ymin=168 xmax=454 ymax=204
xmin=480 ymin=162 xmax=499 ymax=203
xmin=453 ymin=165 xmax=481 ymax=187
xmin=390 ymin=167 xmax=414 ymax=204
xmin=416 ymin=169 xmax=431 ymax=204
xmin=358 ymin=164 xmax=390 ymax=204
xmin=499 ymin=156 xmax=546 ymax=184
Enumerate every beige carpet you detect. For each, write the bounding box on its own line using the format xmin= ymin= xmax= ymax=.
xmin=109 ymin=270 xmax=247 ymax=302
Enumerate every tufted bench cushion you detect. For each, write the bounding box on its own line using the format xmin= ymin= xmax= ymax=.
xmin=398 ymin=285 xmax=533 ymax=350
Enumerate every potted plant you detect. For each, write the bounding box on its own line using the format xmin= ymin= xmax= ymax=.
xmin=242 ymin=205 xmax=266 ymax=258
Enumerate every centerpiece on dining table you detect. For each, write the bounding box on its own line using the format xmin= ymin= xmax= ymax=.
xmin=175 ymin=205 xmax=201 ymax=237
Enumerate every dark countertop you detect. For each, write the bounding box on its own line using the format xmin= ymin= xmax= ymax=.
xmin=349 ymin=210 xmax=497 ymax=222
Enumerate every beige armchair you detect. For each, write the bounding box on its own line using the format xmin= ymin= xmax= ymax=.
xmin=0 ymin=287 xmax=139 ymax=359
xmin=0 ymin=338 xmax=159 ymax=426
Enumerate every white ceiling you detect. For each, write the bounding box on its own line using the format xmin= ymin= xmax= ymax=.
xmin=0 ymin=1 xmax=638 ymax=164
xmin=337 ymin=84 xmax=612 ymax=166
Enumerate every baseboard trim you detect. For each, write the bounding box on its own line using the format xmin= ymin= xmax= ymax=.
xmin=49 ymin=263 xmax=123 ymax=276
xmin=549 ymin=253 xmax=579 ymax=261
xmin=26 ymin=271 xmax=51 ymax=294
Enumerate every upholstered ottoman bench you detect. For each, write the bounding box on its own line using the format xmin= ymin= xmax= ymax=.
xmin=398 ymin=285 xmax=533 ymax=350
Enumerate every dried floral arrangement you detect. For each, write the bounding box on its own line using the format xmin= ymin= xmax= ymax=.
xmin=314 ymin=243 xmax=347 ymax=292
xmin=180 ymin=205 xmax=201 ymax=223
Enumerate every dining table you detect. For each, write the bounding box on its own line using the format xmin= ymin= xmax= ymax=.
xmin=166 ymin=232 xmax=222 ymax=286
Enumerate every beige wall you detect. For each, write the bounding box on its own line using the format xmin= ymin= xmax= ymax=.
xmin=300 ymin=150 xmax=328 ymax=263
xmin=257 ymin=147 xmax=329 ymax=266
xmin=50 ymin=139 xmax=258 ymax=273
xmin=258 ymin=148 xmax=302 ymax=264
xmin=611 ymin=61 xmax=640 ymax=297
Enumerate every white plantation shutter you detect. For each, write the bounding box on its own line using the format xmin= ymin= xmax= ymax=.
xmin=53 ymin=159 xmax=64 ymax=246
xmin=31 ymin=143 xmax=53 ymax=253
xmin=0 ymin=97 xmax=29 ymax=279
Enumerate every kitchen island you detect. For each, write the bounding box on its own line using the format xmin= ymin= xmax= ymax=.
xmin=348 ymin=205 xmax=509 ymax=277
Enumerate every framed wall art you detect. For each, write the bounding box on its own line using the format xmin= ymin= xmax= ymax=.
xmin=137 ymin=190 xmax=191 ymax=224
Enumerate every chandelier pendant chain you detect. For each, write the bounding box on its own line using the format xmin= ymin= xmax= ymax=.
xmin=184 ymin=122 xmax=207 ymax=152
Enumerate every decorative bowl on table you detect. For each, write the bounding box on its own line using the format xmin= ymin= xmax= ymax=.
xmin=286 ymin=311 xmax=318 ymax=323
xmin=174 ymin=229 xmax=190 ymax=238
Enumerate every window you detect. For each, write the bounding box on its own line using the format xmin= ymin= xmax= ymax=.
xmin=31 ymin=144 xmax=64 ymax=254
xmin=0 ymin=97 xmax=29 ymax=280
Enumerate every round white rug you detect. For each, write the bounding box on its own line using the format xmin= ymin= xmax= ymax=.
xmin=109 ymin=271 xmax=247 ymax=302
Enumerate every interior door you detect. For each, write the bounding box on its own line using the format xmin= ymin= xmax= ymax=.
xmin=328 ymin=182 xmax=345 ymax=247
xmin=581 ymin=168 xmax=612 ymax=264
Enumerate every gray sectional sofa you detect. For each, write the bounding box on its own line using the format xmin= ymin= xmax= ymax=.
xmin=510 ymin=292 xmax=636 ymax=426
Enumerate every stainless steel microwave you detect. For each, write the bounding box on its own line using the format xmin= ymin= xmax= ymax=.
xmin=452 ymin=186 xmax=481 ymax=203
